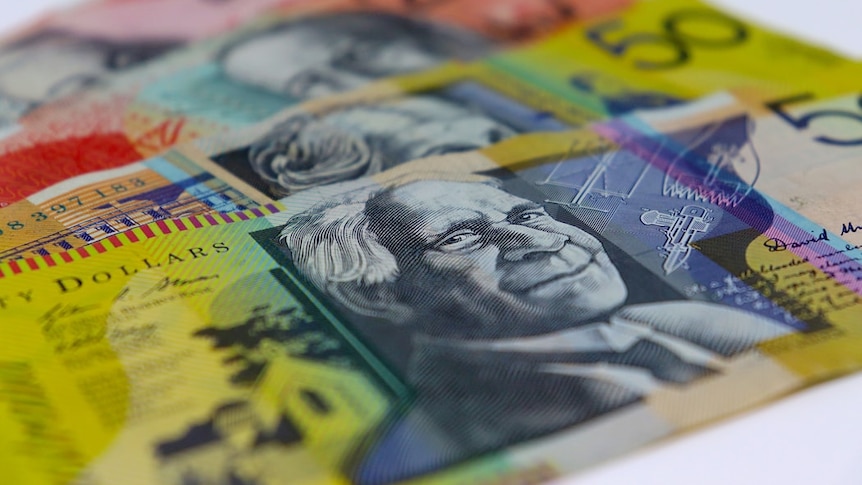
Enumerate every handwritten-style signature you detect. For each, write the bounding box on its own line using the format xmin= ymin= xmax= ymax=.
xmin=140 ymin=274 xmax=220 ymax=298
xmin=764 ymin=229 xmax=829 ymax=252
xmin=38 ymin=303 xmax=99 ymax=329
xmin=841 ymin=221 xmax=862 ymax=236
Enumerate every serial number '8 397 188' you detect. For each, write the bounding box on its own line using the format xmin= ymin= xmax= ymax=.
xmin=0 ymin=177 xmax=147 ymax=236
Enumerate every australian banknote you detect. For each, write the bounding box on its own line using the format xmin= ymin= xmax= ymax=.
xmin=631 ymin=90 xmax=862 ymax=247
xmin=0 ymin=0 xmax=314 ymax=134
xmin=0 ymin=62 xmax=602 ymax=262
xmin=1 ymin=125 xmax=861 ymax=484
xmin=4 ymin=0 xmax=610 ymax=124
xmin=0 ymin=0 xmax=630 ymax=206
xmin=489 ymin=0 xmax=862 ymax=118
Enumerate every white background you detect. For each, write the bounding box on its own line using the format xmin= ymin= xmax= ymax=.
xmin=0 ymin=1 xmax=859 ymax=484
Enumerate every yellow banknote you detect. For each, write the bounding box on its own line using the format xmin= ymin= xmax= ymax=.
xmin=2 ymin=126 xmax=862 ymax=484
xmin=489 ymin=0 xmax=859 ymax=117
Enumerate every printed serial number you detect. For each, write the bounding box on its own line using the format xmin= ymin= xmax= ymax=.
xmin=0 ymin=178 xmax=146 ymax=236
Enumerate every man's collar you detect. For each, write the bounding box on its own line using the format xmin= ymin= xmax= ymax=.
xmin=415 ymin=322 xmax=624 ymax=355
xmin=414 ymin=311 xmax=725 ymax=370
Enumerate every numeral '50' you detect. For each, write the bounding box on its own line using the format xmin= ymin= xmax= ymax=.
xmin=586 ymin=8 xmax=748 ymax=70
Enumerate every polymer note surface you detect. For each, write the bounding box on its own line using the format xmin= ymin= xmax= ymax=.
xmin=2 ymin=126 xmax=862 ymax=484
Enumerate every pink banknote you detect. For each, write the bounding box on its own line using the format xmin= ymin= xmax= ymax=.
xmin=16 ymin=0 xmax=294 ymax=41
